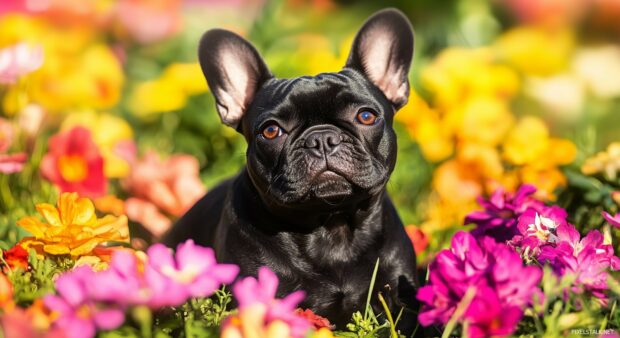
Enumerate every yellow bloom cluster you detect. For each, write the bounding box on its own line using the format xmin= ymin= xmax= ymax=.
xmin=582 ymin=142 xmax=620 ymax=180
xmin=397 ymin=28 xmax=577 ymax=232
xmin=0 ymin=15 xmax=124 ymax=115
xmin=129 ymin=62 xmax=208 ymax=118
xmin=16 ymin=192 xmax=129 ymax=259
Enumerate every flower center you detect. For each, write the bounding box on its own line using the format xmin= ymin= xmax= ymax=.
xmin=526 ymin=213 xmax=559 ymax=243
xmin=76 ymin=304 xmax=91 ymax=319
xmin=58 ymin=155 xmax=88 ymax=182
xmin=161 ymin=265 xmax=199 ymax=284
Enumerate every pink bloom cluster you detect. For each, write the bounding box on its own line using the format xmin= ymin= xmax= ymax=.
xmin=465 ymin=184 xmax=545 ymax=242
xmin=44 ymin=240 xmax=239 ymax=338
xmin=230 ymin=267 xmax=312 ymax=338
xmin=510 ymin=207 xmax=620 ymax=301
xmin=0 ymin=118 xmax=27 ymax=174
xmin=417 ymin=231 xmax=542 ymax=338
xmin=0 ymin=43 xmax=43 ymax=84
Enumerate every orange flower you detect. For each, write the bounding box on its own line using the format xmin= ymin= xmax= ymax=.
xmin=1 ymin=245 xmax=29 ymax=272
xmin=16 ymin=192 xmax=129 ymax=259
xmin=122 ymin=151 xmax=205 ymax=238
xmin=405 ymin=225 xmax=429 ymax=255
xmin=0 ymin=273 xmax=14 ymax=311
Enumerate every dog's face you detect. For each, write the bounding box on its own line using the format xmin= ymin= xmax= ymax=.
xmin=199 ymin=9 xmax=414 ymax=211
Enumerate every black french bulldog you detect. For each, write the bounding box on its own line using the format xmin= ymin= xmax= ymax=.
xmin=164 ymin=8 xmax=418 ymax=333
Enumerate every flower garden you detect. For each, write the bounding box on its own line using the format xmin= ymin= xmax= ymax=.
xmin=1 ymin=0 xmax=620 ymax=337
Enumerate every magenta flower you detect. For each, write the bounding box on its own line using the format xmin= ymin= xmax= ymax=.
xmin=508 ymin=206 xmax=568 ymax=255
xmin=536 ymin=223 xmax=620 ymax=302
xmin=417 ymin=231 xmax=541 ymax=332
xmin=147 ymin=240 xmax=239 ymax=300
xmin=465 ymin=185 xmax=545 ymax=242
xmin=232 ymin=267 xmax=312 ymax=338
xmin=44 ymin=266 xmax=125 ymax=338
xmin=0 ymin=43 xmax=44 ymax=84
xmin=464 ymin=286 xmax=523 ymax=338
xmin=603 ymin=211 xmax=620 ymax=229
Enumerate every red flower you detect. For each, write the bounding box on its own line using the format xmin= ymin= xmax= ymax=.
xmin=40 ymin=127 xmax=107 ymax=198
xmin=405 ymin=225 xmax=429 ymax=255
xmin=295 ymin=308 xmax=333 ymax=329
xmin=2 ymin=245 xmax=29 ymax=272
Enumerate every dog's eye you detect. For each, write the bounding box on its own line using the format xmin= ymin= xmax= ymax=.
xmin=356 ymin=110 xmax=378 ymax=125
xmin=262 ymin=124 xmax=283 ymax=139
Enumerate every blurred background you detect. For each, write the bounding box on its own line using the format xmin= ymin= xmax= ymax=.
xmin=1 ymin=0 xmax=620 ymax=263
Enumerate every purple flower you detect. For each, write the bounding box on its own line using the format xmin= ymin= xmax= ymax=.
xmin=232 ymin=267 xmax=311 ymax=338
xmin=44 ymin=266 xmax=125 ymax=338
xmin=603 ymin=211 xmax=620 ymax=229
xmin=465 ymin=185 xmax=545 ymax=242
xmin=417 ymin=231 xmax=541 ymax=332
xmin=509 ymin=206 xmax=568 ymax=254
xmin=464 ymin=286 xmax=523 ymax=338
xmin=536 ymin=223 xmax=620 ymax=302
xmin=147 ymin=240 xmax=239 ymax=301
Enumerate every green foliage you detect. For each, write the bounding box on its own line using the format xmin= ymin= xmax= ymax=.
xmin=8 ymin=250 xmax=72 ymax=306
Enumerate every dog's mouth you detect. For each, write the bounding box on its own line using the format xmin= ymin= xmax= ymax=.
xmin=309 ymin=170 xmax=354 ymax=201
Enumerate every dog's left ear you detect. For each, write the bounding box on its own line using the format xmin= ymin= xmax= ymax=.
xmin=345 ymin=8 xmax=414 ymax=109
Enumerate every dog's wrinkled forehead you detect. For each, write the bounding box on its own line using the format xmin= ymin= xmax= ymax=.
xmin=244 ymin=70 xmax=391 ymax=131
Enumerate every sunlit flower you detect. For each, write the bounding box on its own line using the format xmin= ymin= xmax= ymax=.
xmin=0 ymin=299 xmax=64 ymax=338
xmin=405 ymin=225 xmax=429 ymax=255
xmin=525 ymin=74 xmax=585 ymax=120
xmin=40 ymin=127 xmax=107 ymax=197
xmin=294 ymin=309 xmax=332 ymax=330
xmin=122 ymin=151 xmax=205 ymax=237
xmin=465 ymin=184 xmax=545 ymax=242
xmin=1 ymin=244 xmax=29 ymax=272
xmin=0 ymin=42 xmax=44 ymax=84
xmin=603 ymin=211 xmax=620 ymax=229
xmin=129 ymin=62 xmax=207 ymax=118
xmin=581 ymin=142 xmax=620 ymax=180
xmin=573 ymin=45 xmax=620 ymax=98
xmin=501 ymin=0 xmax=589 ymax=27
xmin=16 ymin=192 xmax=129 ymax=258
xmin=147 ymin=241 xmax=239 ymax=299
xmin=417 ymin=232 xmax=541 ymax=330
xmin=0 ymin=273 xmax=14 ymax=310
xmin=44 ymin=266 xmax=125 ymax=338
xmin=61 ymin=111 xmax=136 ymax=178
xmin=494 ymin=26 xmax=574 ymax=76
xmin=224 ymin=267 xmax=312 ymax=338
xmin=115 ymin=0 xmax=182 ymax=44
xmin=0 ymin=117 xmax=27 ymax=174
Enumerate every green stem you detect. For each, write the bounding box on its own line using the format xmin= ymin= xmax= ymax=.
xmin=441 ymin=287 xmax=476 ymax=338
xmin=377 ymin=293 xmax=398 ymax=338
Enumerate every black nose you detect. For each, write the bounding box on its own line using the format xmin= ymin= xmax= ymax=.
xmin=304 ymin=129 xmax=342 ymax=157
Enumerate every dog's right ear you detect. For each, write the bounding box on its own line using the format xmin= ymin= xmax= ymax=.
xmin=198 ymin=29 xmax=272 ymax=129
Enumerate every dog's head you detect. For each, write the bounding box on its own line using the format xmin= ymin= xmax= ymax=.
xmin=198 ymin=9 xmax=414 ymax=211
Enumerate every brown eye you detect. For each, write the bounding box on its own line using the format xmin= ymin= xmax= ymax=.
xmin=262 ymin=124 xmax=283 ymax=139
xmin=356 ymin=110 xmax=378 ymax=125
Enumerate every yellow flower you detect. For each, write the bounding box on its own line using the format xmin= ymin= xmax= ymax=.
xmin=519 ymin=166 xmax=567 ymax=201
xmin=503 ymin=116 xmax=576 ymax=169
xmin=128 ymin=62 xmax=208 ymax=119
xmin=581 ymin=142 xmax=620 ymax=180
xmin=16 ymin=192 xmax=129 ymax=258
xmin=494 ymin=26 xmax=574 ymax=76
xmin=0 ymin=15 xmax=123 ymax=113
xmin=456 ymin=96 xmax=515 ymax=147
xmin=61 ymin=111 xmax=135 ymax=178
xmin=421 ymin=47 xmax=519 ymax=109
xmin=396 ymin=90 xmax=454 ymax=162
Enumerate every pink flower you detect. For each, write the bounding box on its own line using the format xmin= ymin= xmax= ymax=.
xmin=603 ymin=211 xmax=620 ymax=229
xmin=115 ymin=0 xmax=182 ymax=44
xmin=147 ymin=240 xmax=239 ymax=299
xmin=417 ymin=231 xmax=541 ymax=333
xmin=0 ymin=117 xmax=27 ymax=174
xmin=508 ymin=206 xmax=568 ymax=254
xmin=0 ymin=43 xmax=44 ymax=84
xmin=40 ymin=127 xmax=107 ymax=198
xmin=464 ymin=286 xmax=523 ymax=338
xmin=44 ymin=266 xmax=125 ymax=338
xmin=231 ymin=267 xmax=312 ymax=338
xmin=465 ymin=185 xmax=545 ymax=242
xmin=122 ymin=151 xmax=205 ymax=237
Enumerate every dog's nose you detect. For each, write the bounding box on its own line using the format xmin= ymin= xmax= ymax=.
xmin=304 ymin=129 xmax=342 ymax=157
